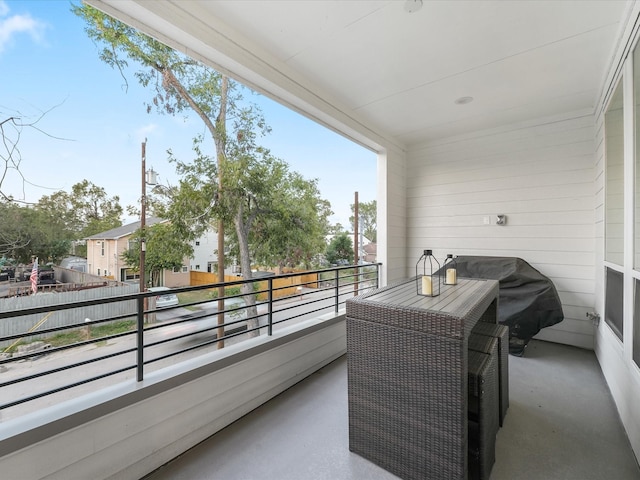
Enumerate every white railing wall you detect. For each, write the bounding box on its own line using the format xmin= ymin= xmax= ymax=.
xmin=0 ymin=315 xmax=346 ymax=480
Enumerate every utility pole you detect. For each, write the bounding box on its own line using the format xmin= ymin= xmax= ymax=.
xmin=140 ymin=140 xmax=157 ymax=315
xmin=354 ymin=191 xmax=359 ymax=265
xmin=140 ymin=140 xmax=147 ymax=296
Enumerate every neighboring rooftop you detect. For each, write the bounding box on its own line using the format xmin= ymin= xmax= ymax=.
xmin=84 ymin=217 xmax=167 ymax=240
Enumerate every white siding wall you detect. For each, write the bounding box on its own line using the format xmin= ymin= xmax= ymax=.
xmin=378 ymin=145 xmax=408 ymax=284
xmin=191 ymin=230 xmax=218 ymax=271
xmin=594 ymin=21 xmax=640 ymax=460
xmin=406 ymin=113 xmax=596 ymax=349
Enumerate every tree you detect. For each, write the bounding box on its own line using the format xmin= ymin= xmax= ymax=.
xmin=75 ymin=5 xmax=331 ymax=339
xmin=232 ymin=159 xmax=332 ymax=273
xmin=74 ymin=5 xmax=261 ymax=341
xmin=328 ymin=223 xmax=345 ymax=236
xmin=165 ymin=136 xmax=331 ymax=270
xmin=69 ymin=180 xmax=123 ymax=238
xmin=350 ymin=199 xmax=377 ymax=243
xmin=120 ymin=222 xmax=193 ymax=286
xmin=0 ymin=200 xmax=38 ymax=262
xmin=36 ymin=180 xmax=123 ymax=258
xmin=325 ymin=233 xmax=353 ymax=265
xmin=0 ymin=180 xmax=123 ymax=263
xmin=0 ymin=200 xmax=69 ymax=264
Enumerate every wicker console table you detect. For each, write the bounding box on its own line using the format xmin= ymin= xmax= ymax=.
xmin=346 ymin=277 xmax=499 ymax=480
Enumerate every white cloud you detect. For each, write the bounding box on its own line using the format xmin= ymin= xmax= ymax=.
xmin=135 ymin=124 xmax=159 ymax=142
xmin=0 ymin=1 xmax=47 ymax=54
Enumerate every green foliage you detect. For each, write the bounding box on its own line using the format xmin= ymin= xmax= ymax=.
xmin=90 ymin=320 xmax=136 ymax=338
xmin=69 ymin=180 xmax=123 ymax=237
xmin=325 ymin=233 xmax=353 ymax=265
xmin=37 ymin=180 xmax=123 ymax=237
xmin=231 ymin=156 xmax=332 ymax=271
xmin=328 ymin=223 xmax=345 ymax=236
xmin=73 ymin=4 xmax=335 ymax=340
xmin=350 ymin=199 xmax=377 ymax=243
xmin=0 ymin=200 xmax=41 ymax=262
xmin=41 ymin=320 xmax=136 ymax=349
xmin=0 ymin=180 xmax=123 ymax=263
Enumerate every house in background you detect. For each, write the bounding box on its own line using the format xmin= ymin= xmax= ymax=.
xmin=362 ymin=243 xmax=377 ymax=264
xmin=85 ymin=217 xmax=168 ymax=283
xmin=190 ymin=229 xmax=219 ymax=274
xmin=86 ymin=218 xmax=221 ymax=287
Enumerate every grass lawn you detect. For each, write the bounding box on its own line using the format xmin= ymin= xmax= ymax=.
xmin=176 ymin=289 xmax=216 ymax=306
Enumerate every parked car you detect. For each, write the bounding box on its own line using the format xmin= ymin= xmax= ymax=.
xmin=148 ymin=286 xmax=179 ymax=309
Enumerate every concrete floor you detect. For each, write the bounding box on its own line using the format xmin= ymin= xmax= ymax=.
xmin=145 ymin=340 xmax=640 ymax=480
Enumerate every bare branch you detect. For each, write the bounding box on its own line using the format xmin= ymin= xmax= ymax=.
xmin=1 ymin=100 xmax=73 ymax=203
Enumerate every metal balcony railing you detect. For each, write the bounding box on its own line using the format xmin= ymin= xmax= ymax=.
xmin=0 ymin=264 xmax=380 ymax=421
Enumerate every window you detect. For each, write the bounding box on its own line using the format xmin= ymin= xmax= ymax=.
xmin=605 ymin=80 xmax=624 ymax=266
xmin=606 ymin=267 xmax=624 ymax=341
xmin=634 ymin=279 xmax=640 ymax=367
xmin=97 ymin=268 xmax=101 ymax=276
xmin=636 ymin=45 xmax=640 ymax=269
xmin=172 ymin=265 xmax=188 ymax=273
xmin=195 ymin=264 xmax=200 ymax=270
xmin=182 ymin=265 xmax=188 ymax=273
xmin=123 ymin=269 xmax=140 ymax=281
xmin=100 ymin=241 xmax=105 ymax=257
xmin=195 ymin=241 xmax=200 ymax=246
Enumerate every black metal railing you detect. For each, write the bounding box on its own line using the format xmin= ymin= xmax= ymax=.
xmin=0 ymin=264 xmax=380 ymax=420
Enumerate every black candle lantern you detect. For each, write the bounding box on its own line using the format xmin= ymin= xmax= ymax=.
xmin=443 ymin=254 xmax=458 ymax=285
xmin=415 ymin=249 xmax=440 ymax=297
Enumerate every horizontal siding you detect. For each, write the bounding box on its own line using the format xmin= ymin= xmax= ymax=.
xmin=406 ymin=114 xmax=596 ymax=349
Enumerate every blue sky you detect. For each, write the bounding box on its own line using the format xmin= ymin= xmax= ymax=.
xmin=0 ymin=0 xmax=376 ymax=228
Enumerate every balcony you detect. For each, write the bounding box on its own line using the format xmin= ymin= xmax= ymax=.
xmin=144 ymin=340 xmax=639 ymax=480
xmin=1 ymin=265 xmax=638 ymax=479
xmin=0 ymin=266 xmax=375 ymax=477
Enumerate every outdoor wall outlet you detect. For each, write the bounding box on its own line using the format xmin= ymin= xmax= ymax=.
xmin=586 ymin=311 xmax=600 ymax=326
xmin=496 ymin=214 xmax=506 ymax=225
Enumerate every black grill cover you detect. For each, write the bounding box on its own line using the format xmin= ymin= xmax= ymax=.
xmin=440 ymin=256 xmax=564 ymax=356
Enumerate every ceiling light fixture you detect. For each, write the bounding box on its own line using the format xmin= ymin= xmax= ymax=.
xmin=404 ymin=0 xmax=423 ymax=14
xmin=454 ymin=96 xmax=474 ymax=105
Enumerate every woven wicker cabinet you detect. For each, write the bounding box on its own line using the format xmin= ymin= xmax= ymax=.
xmin=346 ymin=277 xmax=499 ymax=480
xmin=467 ymin=349 xmax=500 ymax=480
xmin=471 ymin=322 xmax=510 ymax=426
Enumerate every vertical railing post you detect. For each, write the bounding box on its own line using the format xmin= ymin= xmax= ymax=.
xmin=267 ymin=277 xmax=273 ymax=336
xmin=334 ymin=268 xmax=340 ymax=314
xmin=376 ymin=264 xmax=380 ymax=289
xmin=136 ymin=294 xmax=144 ymax=382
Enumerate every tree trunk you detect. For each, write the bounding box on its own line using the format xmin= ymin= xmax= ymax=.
xmin=235 ymin=207 xmax=259 ymax=337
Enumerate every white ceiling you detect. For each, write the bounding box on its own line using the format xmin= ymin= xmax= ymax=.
xmin=90 ymin=0 xmax=631 ymax=149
